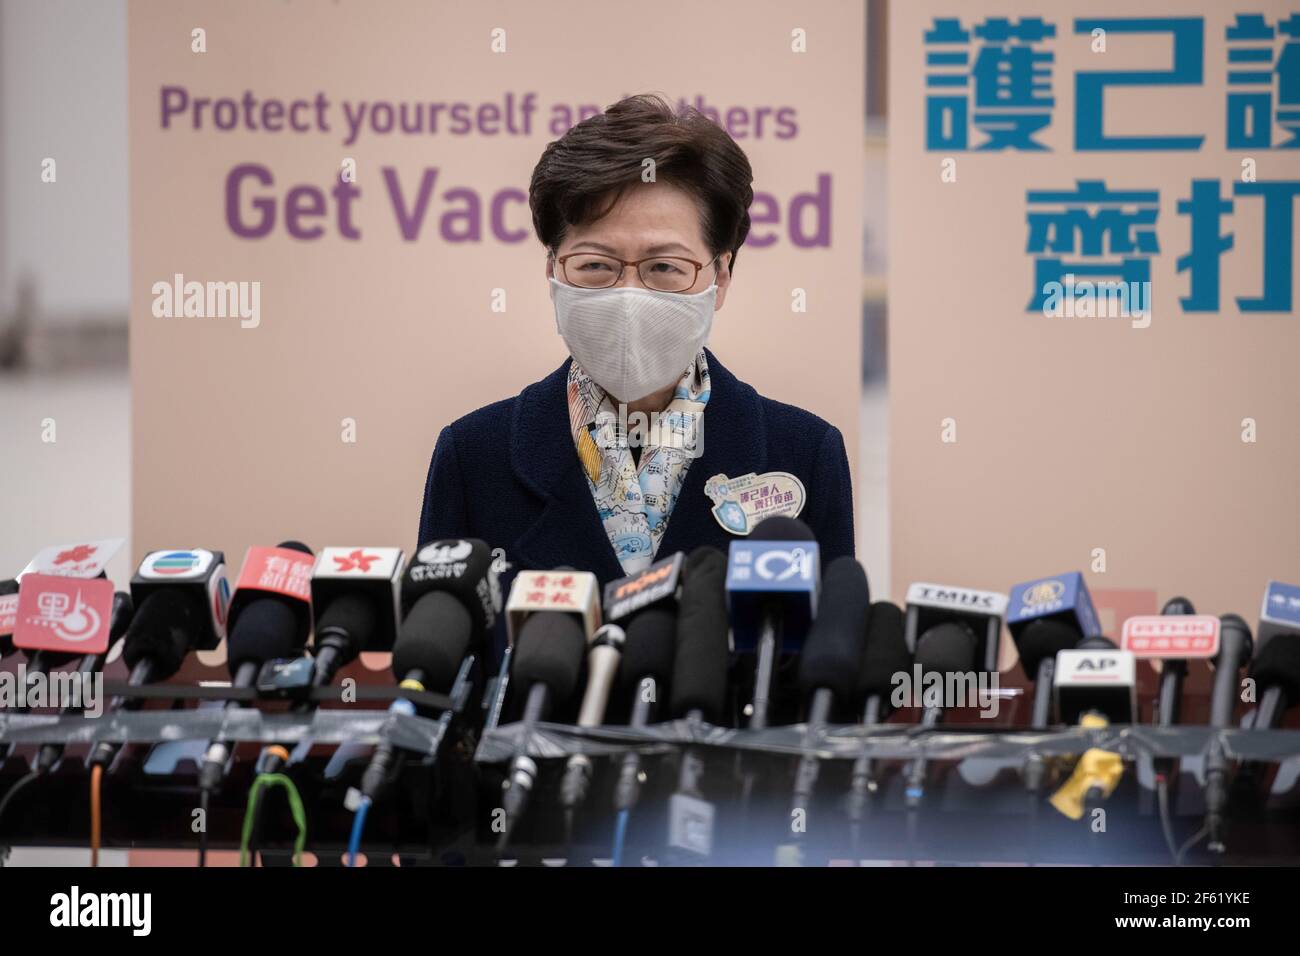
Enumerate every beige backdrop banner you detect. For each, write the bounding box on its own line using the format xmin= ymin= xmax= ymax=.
xmin=889 ymin=0 xmax=1299 ymax=638
xmin=128 ymin=1 xmax=864 ymax=568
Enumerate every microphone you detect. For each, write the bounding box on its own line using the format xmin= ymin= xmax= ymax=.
xmin=558 ymin=623 xmax=625 ymax=819
xmin=1251 ymin=580 xmax=1300 ymax=730
xmin=33 ymin=592 xmax=134 ymax=773
xmin=904 ymin=581 xmax=1007 ymax=675
xmin=899 ymin=580 xmax=1006 ymax=808
xmin=4 ymin=536 xmax=124 ymax=661
xmin=1155 ymin=597 xmax=1198 ymax=726
xmin=1007 ymin=572 xmax=1101 ymax=730
xmin=1053 ymin=635 xmax=1137 ymax=725
xmin=225 ymin=542 xmax=315 ymax=687
xmin=0 ymin=579 xmax=19 ymax=658
xmin=666 ymin=546 xmax=730 ymax=860
xmin=360 ymin=539 xmax=502 ymax=802
xmin=1008 ymin=572 xmax=1102 ymax=796
xmin=903 ymin=620 xmax=981 ymax=807
xmin=614 ymin=607 xmax=677 ymax=785
xmin=126 ymin=548 xmax=231 ymax=665
xmin=1118 ymin=600 xmax=1216 ymax=771
xmin=307 ymin=546 xmax=405 ymax=689
xmin=790 ymin=557 xmax=870 ymax=822
xmin=11 ymin=572 xmax=116 ymax=668
xmin=670 ymin=547 xmax=730 ymax=724
xmin=1051 ymin=633 xmax=1133 ymax=819
xmin=550 ymin=552 xmax=675 ymax=837
xmin=609 ymin=603 xmax=678 ymax=864
xmin=89 ymin=547 xmax=232 ymax=770
xmin=1204 ymin=613 xmax=1253 ymax=853
xmin=726 ymin=516 xmax=820 ymax=730
xmin=847 ymin=601 xmax=910 ymax=831
xmin=248 ymin=543 xmax=392 ymax=782
xmin=198 ymin=541 xmax=314 ymax=793
xmin=498 ymin=569 xmax=599 ymax=851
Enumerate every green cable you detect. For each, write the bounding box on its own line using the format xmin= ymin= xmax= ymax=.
xmin=240 ymin=773 xmax=308 ymax=867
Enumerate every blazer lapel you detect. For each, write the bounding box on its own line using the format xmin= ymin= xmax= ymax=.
xmin=509 ymin=359 xmax=626 ymax=581
xmin=656 ymin=350 xmax=768 ymax=555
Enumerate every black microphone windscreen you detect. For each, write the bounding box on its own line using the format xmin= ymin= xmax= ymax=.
xmin=671 ymin=546 xmax=729 ymax=721
xmin=513 ymin=611 xmax=586 ymax=703
xmin=123 ymin=589 xmax=196 ymax=680
xmin=916 ymin=621 xmax=977 ymax=676
xmin=752 ymin=516 xmax=815 ymax=541
xmin=621 ymin=606 xmax=677 ymax=690
xmin=1251 ymin=638 xmax=1300 ymax=702
xmin=1077 ymin=634 xmax=1117 ymax=650
xmin=402 ymin=539 xmax=497 ymax=641
xmin=277 ymin=540 xmax=313 ymax=555
xmin=227 ymin=597 xmax=299 ymax=675
xmin=1161 ymin=596 xmax=1195 ymax=615
xmin=0 ymin=579 xmax=18 ymax=596
xmin=798 ymin=556 xmax=870 ymax=701
xmin=1217 ymin=614 xmax=1254 ymax=669
xmin=315 ymin=592 xmax=378 ymax=654
xmin=857 ymin=601 xmax=909 ymax=698
xmin=392 ymin=590 xmax=473 ymax=691
xmin=1018 ymin=618 xmax=1080 ymax=676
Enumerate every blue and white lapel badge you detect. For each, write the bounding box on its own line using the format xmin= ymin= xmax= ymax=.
xmin=704 ymin=471 xmax=807 ymax=536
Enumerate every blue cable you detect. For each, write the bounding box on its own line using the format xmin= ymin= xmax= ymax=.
xmin=348 ymin=795 xmax=372 ymax=867
xmin=611 ymin=808 xmax=629 ymax=867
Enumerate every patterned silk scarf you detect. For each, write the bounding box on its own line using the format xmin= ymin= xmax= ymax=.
xmin=567 ymin=351 xmax=711 ymax=574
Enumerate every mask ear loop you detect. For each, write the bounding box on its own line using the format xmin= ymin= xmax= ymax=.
xmin=705 ymin=254 xmax=725 ymax=293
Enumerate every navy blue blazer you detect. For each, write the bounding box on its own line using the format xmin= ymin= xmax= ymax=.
xmin=418 ymin=350 xmax=855 ymax=659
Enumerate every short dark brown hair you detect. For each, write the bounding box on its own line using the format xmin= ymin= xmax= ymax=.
xmin=528 ymin=93 xmax=754 ymax=273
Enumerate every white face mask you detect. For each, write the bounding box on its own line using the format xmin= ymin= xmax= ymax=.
xmin=549 ymin=277 xmax=716 ymax=403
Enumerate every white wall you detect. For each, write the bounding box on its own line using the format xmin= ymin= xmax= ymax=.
xmin=1 ymin=0 xmax=128 ymax=324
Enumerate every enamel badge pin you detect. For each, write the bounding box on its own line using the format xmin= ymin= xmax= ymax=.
xmin=704 ymin=471 xmax=807 ymax=535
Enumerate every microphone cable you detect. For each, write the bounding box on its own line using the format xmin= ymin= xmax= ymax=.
xmin=0 ymin=770 xmax=41 ymax=841
xmin=239 ymin=758 xmax=307 ymax=866
xmin=347 ymin=794 xmax=373 ymax=867
xmin=90 ymin=764 xmax=103 ymax=867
